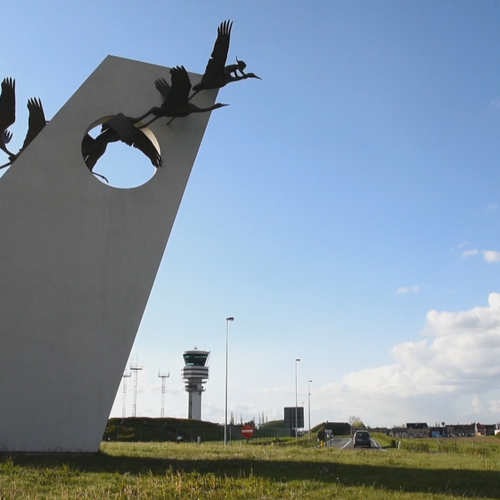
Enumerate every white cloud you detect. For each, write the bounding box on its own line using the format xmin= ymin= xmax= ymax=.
xmin=450 ymin=241 xmax=469 ymax=252
xmin=484 ymin=203 xmax=499 ymax=213
xmin=317 ymin=293 xmax=500 ymax=426
xmin=490 ymin=399 xmax=500 ymax=413
xmin=462 ymin=249 xmax=479 ymax=258
xmin=394 ymin=286 xmax=419 ymax=295
xmin=490 ymin=99 xmax=500 ymax=108
xmin=460 ymin=248 xmax=500 ymax=263
xmin=483 ymin=251 xmax=500 ymax=263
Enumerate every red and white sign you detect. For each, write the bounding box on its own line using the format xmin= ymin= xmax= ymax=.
xmin=241 ymin=425 xmax=254 ymax=438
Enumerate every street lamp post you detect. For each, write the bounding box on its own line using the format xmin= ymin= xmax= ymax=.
xmin=224 ymin=317 xmax=234 ymax=445
xmin=308 ymin=380 xmax=312 ymax=438
xmin=295 ymin=358 xmax=300 ymax=439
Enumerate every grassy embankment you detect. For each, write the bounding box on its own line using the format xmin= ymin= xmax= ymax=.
xmin=0 ymin=436 xmax=500 ymax=499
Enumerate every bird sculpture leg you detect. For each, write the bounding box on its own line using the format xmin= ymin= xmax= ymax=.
xmin=92 ymin=172 xmax=109 ymax=183
xmin=188 ymin=90 xmax=201 ymax=102
xmin=130 ymin=108 xmax=157 ymax=125
xmin=165 ymin=89 xmax=203 ymax=126
xmin=136 ymin=115 xmax=162 ymax=129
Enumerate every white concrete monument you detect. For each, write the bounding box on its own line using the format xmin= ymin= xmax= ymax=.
xmin=0 ymin=56 xmax=217 ymax=452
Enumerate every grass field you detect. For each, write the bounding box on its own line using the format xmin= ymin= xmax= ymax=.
xmin=1 ymin=437 xmax=500 ymax=499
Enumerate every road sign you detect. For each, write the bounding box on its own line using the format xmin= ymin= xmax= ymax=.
xmin=241 ymin=425 xmax=254 ymax=438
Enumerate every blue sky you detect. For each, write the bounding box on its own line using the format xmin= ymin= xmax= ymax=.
xmin=3 ymin=1 xmax=500 ymax=428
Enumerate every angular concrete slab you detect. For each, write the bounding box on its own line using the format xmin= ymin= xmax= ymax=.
xmin=0 ymin=56 xmax=217 ymax=452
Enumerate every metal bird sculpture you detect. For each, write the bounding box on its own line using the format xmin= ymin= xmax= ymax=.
xmin=192 ymin=20 xmax=261 ymax=95
xmin=1 ymin=20 xmax=256 ymax=179
xmin=20 ymin=98 xmax=46 ymax=153
xmin=81 ymin=133 xmax=109 ymax=181
xmin=137 ymin=65 xmax=228 ymax=128
xmin=0 ymin=78 xmax=16 ymax=158
xmin=82 ymin=113 xmax=162 ymax=172
xmin=0 ymin=94 xmax=47 ymax=169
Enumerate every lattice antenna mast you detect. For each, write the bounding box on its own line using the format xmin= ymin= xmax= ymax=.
xmin=158 ymin=370 xmax=171 ymax=418
xmin=121 ymin=372 xmax=132 ymax=418
xmin=130 ymin=362 xmax=143 ymax=417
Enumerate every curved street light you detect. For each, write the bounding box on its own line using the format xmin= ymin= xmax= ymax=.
xmin=308 ymin=379 xmax=312 ymax=438
xmin=295 ymin=358 xmax=300 ymax=439
xmin=224 ymin=317 xmax=234 ymax=445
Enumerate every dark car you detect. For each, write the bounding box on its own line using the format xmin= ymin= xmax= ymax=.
xmin=353 ymin=430 xmax=371 ymax=448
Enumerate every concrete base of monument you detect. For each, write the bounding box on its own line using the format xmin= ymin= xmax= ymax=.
xmin=0 ymin=56 xmax=216 ymax=452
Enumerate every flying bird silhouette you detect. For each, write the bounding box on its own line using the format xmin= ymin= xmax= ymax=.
xmin=0 ymin=95 xmax=47 ymax=169
xmin=20 ymin=98 xmax=46 ymax=153
xmin=0 ymin=78 xmax=16 ymax=158
xmin=82 ymin=113 xmax=162 ymax=173
xmin=81 ymin=133 xmax=108 ymax=180
xmin=137 ymin=65 xmax=228 ymax=128
xmin=192 ymin=20 xmax=261 ymax=95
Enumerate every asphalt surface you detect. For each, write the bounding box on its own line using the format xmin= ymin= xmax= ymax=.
xmin=324 ymin=437 xmax=386 ymax=451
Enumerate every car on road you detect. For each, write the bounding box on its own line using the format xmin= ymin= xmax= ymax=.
xmin=353 ymin=430 xmax=371 ymax=448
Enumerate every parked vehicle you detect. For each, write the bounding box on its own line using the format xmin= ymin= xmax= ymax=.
xmin=353 ymin=430 xmax=371 ymax=448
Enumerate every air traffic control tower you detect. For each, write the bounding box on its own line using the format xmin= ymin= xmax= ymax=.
xmin=181 ymin=348 xmax=210 ymax=420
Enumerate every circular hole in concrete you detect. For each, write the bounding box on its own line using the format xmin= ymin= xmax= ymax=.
xmin=82 ymin=118 xmax=161 ymax=189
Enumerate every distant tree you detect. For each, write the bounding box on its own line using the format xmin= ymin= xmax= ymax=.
xmin=349 ymin=416 xmax=365 ymax=428
xmin=260 ymin=419 xmax=284 ymax=428
xmin=230 ymin=412 xmax=235 ymax=425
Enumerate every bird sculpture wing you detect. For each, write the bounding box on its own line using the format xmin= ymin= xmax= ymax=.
xmin=131 ymin=130 xmax=162 ymax=167
xmin=102 ymin=113 xmax=136 ymax=145
xmin=0 ymin=78 xmax=16 ymax=134
xmin=102 ymin=113 xmax=162 ymax=167
xmin=20 ymin=98 xmax=46 ymax=151
xmin=2 ymin=130 xmax=12 ymax=145
xmin=83 ymin=114 xmax=137 ymax=170
xmin=201 ymin=20 xmax=232 ymax=83
xmin=82 ymin=133 xmax=107 ymax=171
xmin=81 ymin=133 xmax=95 ymax=158
xmin=155 ymin=78 xmax=170 ymax=100
xmin=167 ymin=66 xmax=191 ymax=107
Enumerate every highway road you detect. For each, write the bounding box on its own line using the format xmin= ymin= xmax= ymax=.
xmin=325 ymin=437 xmax=386 ymax=451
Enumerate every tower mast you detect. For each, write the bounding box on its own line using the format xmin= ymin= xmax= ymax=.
xmin=121 ymin=372 xmax=132 ymax=418
xmin=181 ymin=348 xmax=210 ymax=420
xmin=130 ymin=362 xmax=143 ymax=417
xmin=158 ymin=370 xmax=170 ymax=418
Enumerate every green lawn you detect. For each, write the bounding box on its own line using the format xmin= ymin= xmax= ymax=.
xmin=0 ymin=439 xmax=499 ymax=499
